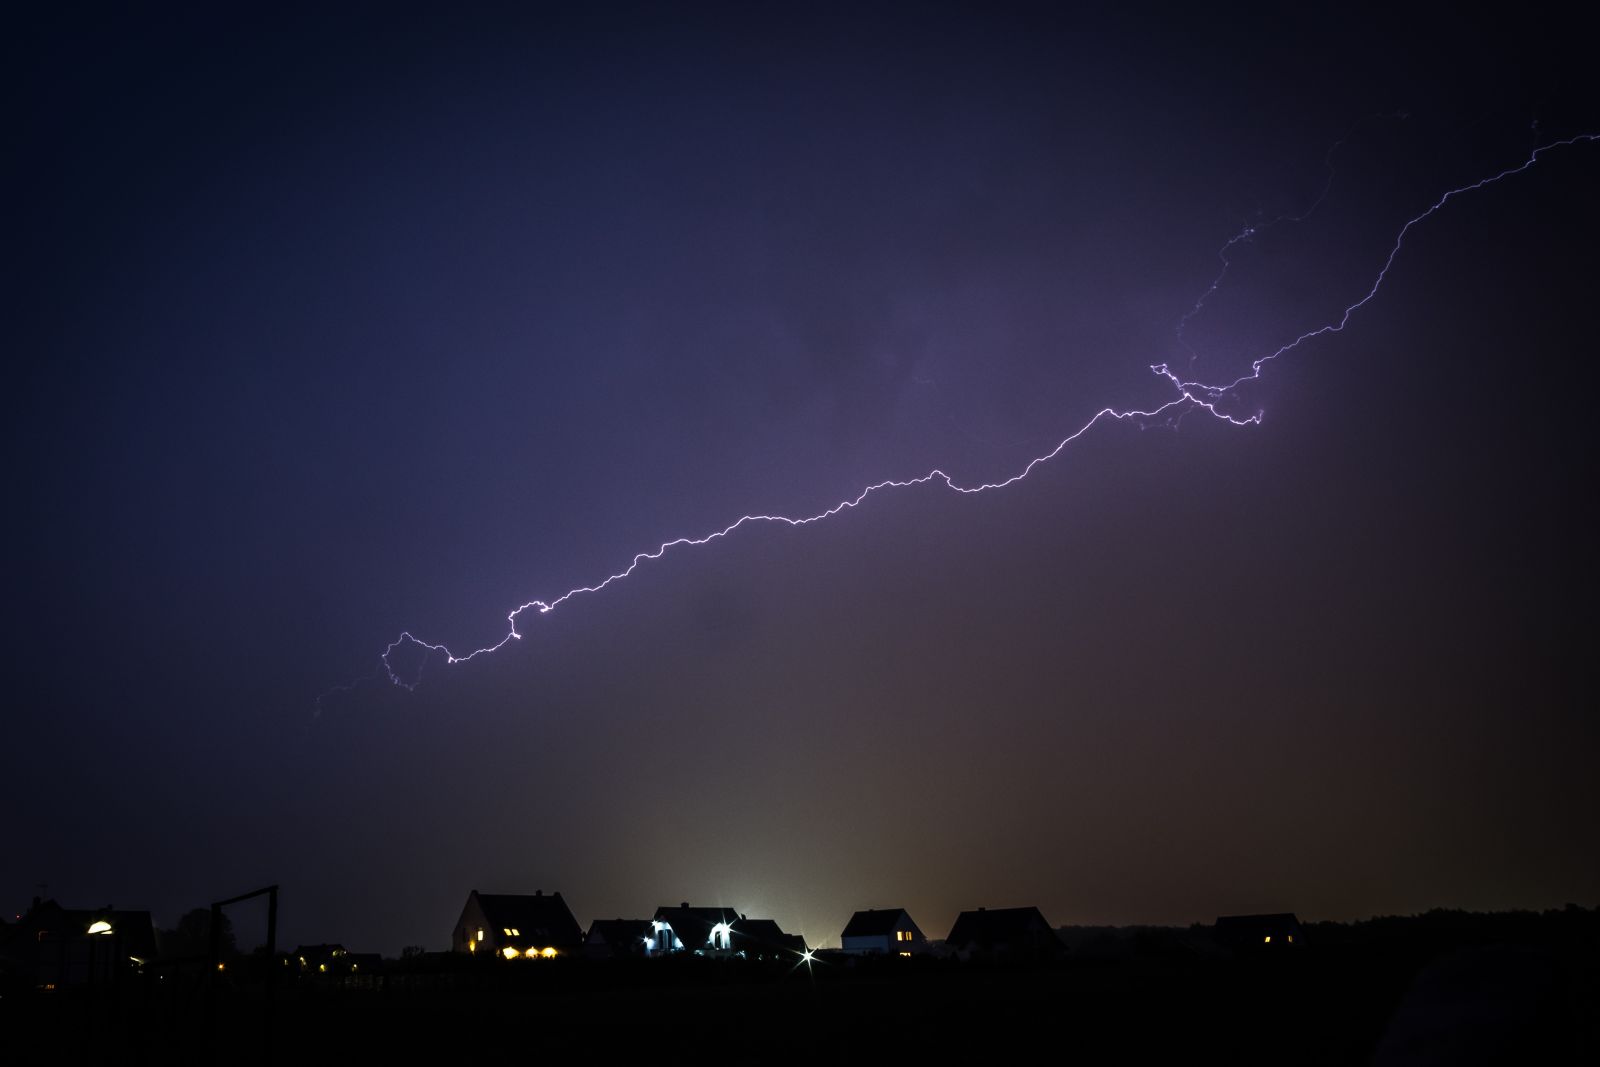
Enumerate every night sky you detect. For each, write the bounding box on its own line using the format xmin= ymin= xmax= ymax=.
xmin=11 ymin=4 xmax=1599 ymax=954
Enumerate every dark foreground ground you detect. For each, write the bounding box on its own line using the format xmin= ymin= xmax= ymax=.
xmin=5 ymin=913 xmax=1597 ymax=1064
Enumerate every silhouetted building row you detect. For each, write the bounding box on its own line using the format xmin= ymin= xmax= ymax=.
xmin=3 ymin=893 xmax=1306 ymax=987
xmin=451 ymin=891 xmax=808 ymax=960
xmin=444 ymin=890 xmax=1082 ymax=964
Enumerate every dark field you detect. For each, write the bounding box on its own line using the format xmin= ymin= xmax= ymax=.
xmin=6 ymin=911 xmax=1597 ymax=1064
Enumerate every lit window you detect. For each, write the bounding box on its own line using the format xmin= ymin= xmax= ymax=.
xmin=504 ymin=928 xmax=512 ymax=936
xmin=1263 ymin=936 xmax=1271 ymax=943
xmin=1287 ymin=935 xmax=1294 ymax=943
xmin=540 ymin=947 xmax=558 ymax=958
xmin=477 ymin=928 xmax=484 ymax=941
xmin=900 ymin=951 xmax=912 ymax=957
xmin=512 ymin=928 xmax=520 ymax=936
xmin=86 ymin=921 xmax=113 ymax=936
xmin=502 ymin=947 xmax=520 ymax=959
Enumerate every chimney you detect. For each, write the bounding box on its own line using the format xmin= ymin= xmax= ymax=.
xmin=978 ymin=907 xmax=986 ymax=912
xmin=680 ymin=902 xmax=689 ymax=909
xmin=535 ymin=890 xmax=542 ymax=897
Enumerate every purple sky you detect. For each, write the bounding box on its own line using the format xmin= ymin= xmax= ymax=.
xmin=10 ymin=3 xmax=1599 ymax=953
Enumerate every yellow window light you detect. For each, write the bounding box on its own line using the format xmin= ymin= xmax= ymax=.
xmin=502 ymin=947 xmax=520 ymax=960
xmin=86 ymin=921 xmax=113 ymax=936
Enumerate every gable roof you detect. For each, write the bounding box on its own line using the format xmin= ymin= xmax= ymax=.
xmin=471 ymin=891 xmax=583 ymax=947
xmin=841 ymin=909 xmax=910 ymax=938
xmin=1213 ymin=913 xmax=1302 ymax=945
xmin=293 ymin=944 xmax=347 ymax=961
xmin=732 ymin=918 xmax=806 ymax=956
xmin=652 ymin=905 xmax=739 ymax=951
xmin=1 ymin=900 xmax=160 ymax=968
xmin=585 ymin=919 xmax=652 ymax=950
xmin=9 ymin=901 xmax=159 ymax=958
xmin=946 ymin=906 xmax=1056 ymax=948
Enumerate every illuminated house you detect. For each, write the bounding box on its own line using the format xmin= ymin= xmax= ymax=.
xmin=646 ymin=904 xmax=739 ymax=957
xmin=1213 ymin=913 xmax=1304 ymax=950
xmin=643 ymin=905 xmax=806 ymax=959
xmin=452 ymin=890 xmax=583 ymax=959
xmin=944 ymin=906 xmax=1064 ymax=962
xmin=840 ymin=908 xmax=927 ymax=956
xmin=0 ymin=898 xmax=158 ymax=987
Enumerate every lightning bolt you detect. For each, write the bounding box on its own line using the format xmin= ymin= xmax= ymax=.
xmin=339 ymin=132 xmax=1596 ymax=698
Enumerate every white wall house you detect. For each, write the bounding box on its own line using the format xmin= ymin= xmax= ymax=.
xmin=840 ymin=908 xmax=927 ymax=955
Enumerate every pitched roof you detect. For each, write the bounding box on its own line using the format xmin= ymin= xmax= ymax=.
xmin=473 ymin=892 xmax=583 ymax=947
xmin=293 ymin=944 xmax=346 ymax=960
xmin=585 ymin=919 xmax=652 ymax=951
xmin=10 ymin=901 xmax=159 ymax=958
xmin=946 ymin=906 xmax=1056 ymax=949
xmin=732 ymin=918 xmax=806 ymax=956
xmin=1213 ymin=913 xmax=1303 ymax=946
xmin=652 ymin=905 xmax=739 ymax=951
xmin=841 ymin=909 xmax=909 ymax=938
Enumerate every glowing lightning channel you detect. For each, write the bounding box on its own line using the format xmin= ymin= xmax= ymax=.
xmin=358 ymin=132 xmax=1595 ymax=695
xmin=1173 ymin=111 xmax=1410 ymax=376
